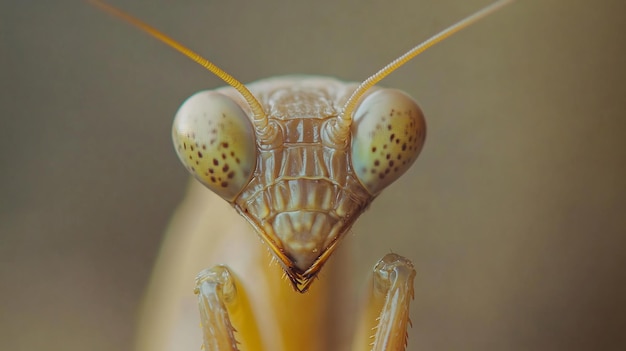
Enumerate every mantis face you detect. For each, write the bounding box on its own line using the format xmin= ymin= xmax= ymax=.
xmin=172 ymin=78 xmax=425 ymax=292
xmin=90 ymin=0 xmax=514 ymax=350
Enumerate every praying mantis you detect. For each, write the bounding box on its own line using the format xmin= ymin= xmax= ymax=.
xmin=90 ymin=1 xmax=514 ymax=350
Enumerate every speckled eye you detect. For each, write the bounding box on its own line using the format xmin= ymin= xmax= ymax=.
xmin=350 ymin=89 xmax=426 ymax=195
xmin=172 ymin=91 xmax=257 ymax=201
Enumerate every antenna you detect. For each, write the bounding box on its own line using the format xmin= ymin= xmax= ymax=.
xmin=329 ymin=0 xmax=515 ymax=142
xmin=88 ymin=0 xmax=275 ymax=141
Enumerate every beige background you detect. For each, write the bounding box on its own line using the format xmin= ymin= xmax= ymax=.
xmin=2 ymin=0 xmax=625 ymax=350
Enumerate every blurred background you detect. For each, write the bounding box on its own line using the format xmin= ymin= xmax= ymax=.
xmin=2 ymin=0 xmax=625 ymax=350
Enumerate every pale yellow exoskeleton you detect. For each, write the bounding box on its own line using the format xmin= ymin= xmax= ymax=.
xmin=90 ymin=1 xmax=514 ymax=350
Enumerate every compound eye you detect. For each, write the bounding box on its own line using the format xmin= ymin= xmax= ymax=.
xmin=172 ymin=91 xmax=257 ymax=201
xmin=350 ymin=89 xmax=426 ymax=195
